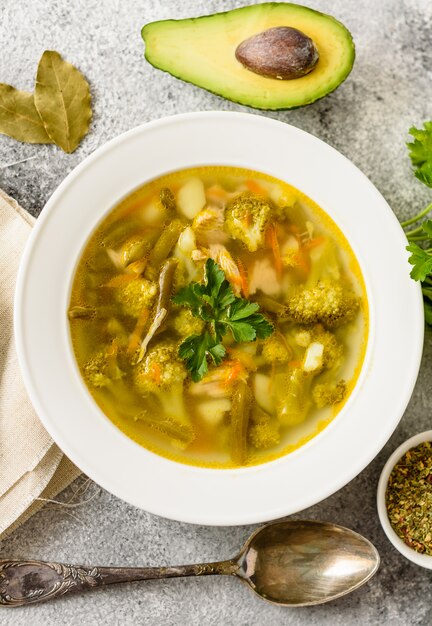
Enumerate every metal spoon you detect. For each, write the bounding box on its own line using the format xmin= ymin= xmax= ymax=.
xmin=0 ymin=520 xmax=379 ymax=607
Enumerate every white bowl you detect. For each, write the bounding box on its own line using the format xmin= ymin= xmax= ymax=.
xmin=15 ymin=112 xmax=424 ymax=525
xmin=377 ymin=431 xmax=432 ymax=568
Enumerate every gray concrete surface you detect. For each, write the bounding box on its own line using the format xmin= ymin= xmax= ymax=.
xmin=1 ymin=0 xmax=432 ymax=624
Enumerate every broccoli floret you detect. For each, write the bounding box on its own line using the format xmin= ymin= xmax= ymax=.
xmin=294 ymin=329 xmax=312 ymax=347
xmin=249 ymin=420 xmax=280 ymax=449
xmin=248 ymin=406 xmax=281 ymax=450
xmin=261 ymin=334 xmax=292 ymax=364
xmin=133 ymin=341 xmax=193 ymax=441
xmin=287 ymin=280 xmax=359 ymax=328
xmin=116 ymin=278 xmax=157 ymax=318
xmin=313 ymin=380 xmax=347 ymax=408
xmin=225 ymin=192 xmax=272 ymax=252
xmin=172 ymin=308 xmax=205 ymax=337
xmin=292 ymin=324 xmax=343 ymax=372
xmin=84 ymin=347 xmax=124 ymax=388
xmin=134 ymin=341 xmax=187 ymax=392
xmin=309 ymin=325 xmax=343 ymax=370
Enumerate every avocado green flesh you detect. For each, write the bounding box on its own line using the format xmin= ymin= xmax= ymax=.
xmin=142 ymin=3 xmax=355 ymax=110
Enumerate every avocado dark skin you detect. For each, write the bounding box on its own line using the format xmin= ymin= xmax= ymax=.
xmin=235 ymin=26 xmax=319 ymax=80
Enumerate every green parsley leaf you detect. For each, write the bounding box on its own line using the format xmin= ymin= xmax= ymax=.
xmin=407 ymin=122 xmax=432 ymax=188
xmin=223 ymin=301 xmax=273 ymax=342
xmin=243 ymin=313 xmax=274 ymax=339
xmin=216 ymin=280 xmax=236 ymax=310
xmin=207 ymin=342 xmax=226 ymax=366
xmin=204 ymin=257 xmax=226 ymax=301
xmin=226 ymin=320 xmax=258 ymax=343
xmin=178 ymin=332 xmax=226 ymax=382
xmin=227 ymin=299 xmax=259 ymax=320
xmin=173 ymin=258 xmax=273 ymax=380
xmin=172 ymin=282 xmax=204 ymax=311
xmin=407 ymin=243 xmax=432 ymax=281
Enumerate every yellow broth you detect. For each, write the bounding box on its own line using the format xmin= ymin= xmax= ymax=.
xmin=69 ymin=166 xmax=368 ymax=468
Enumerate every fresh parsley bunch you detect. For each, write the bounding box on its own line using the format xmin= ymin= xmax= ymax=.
xmin=172 ymin=259 xmax=273 ymax=381
xmin=403 ymin=122 xmax=432 ymax=325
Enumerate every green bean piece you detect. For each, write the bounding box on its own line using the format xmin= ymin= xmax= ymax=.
xmin=68 ymin=305 xmax=96 ymax=320
xmin=135 ymin=407 xmax=195 ymax=445
xmin=253 ymin=294 xmax=289 ymax=318
xmin=106 ymin=380 xmax=143 ymax=411
xmin=251 ymin=404 xmax=272 ymax=424
xmin=86 ymin=249 xmax=115 ymax=272
xmin=70 ymin=303 xmax=123 ymax=321
xmin=85 ymin=272 xmax=111 ymax=290
xmin=160 ymin=187 xmax=177 ymax=215
xmin=145 ymin=220 xmax=183 ymax=280
xmin=231 ymin=379 xmax=253 ymax=465
xmin=102 ymin=218 xmax=143 ymax=247
xmin=274 ymin=369 xmax=311 ymax=426
xmin=96 ymin=304 xmax=126 ymax=319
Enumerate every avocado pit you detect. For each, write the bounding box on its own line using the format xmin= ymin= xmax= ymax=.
xmin=235 ymin=26 xmax=319 ymax=80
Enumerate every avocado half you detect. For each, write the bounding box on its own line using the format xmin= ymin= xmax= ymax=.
xmin=141 ymin=3 xmax=355 ymax=110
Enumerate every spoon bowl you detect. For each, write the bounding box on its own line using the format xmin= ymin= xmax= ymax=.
xmin=0 ymin=520 xmax=379 ymax=607
xmin=237 ymin=521 xmax=380 ymax=606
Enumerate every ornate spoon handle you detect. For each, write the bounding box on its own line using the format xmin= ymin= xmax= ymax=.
xmin=0 ymin=559 xmax=238 ymax=607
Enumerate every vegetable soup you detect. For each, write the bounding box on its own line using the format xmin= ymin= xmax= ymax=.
xmin=69 ymin=166 xmax=368 ymax=468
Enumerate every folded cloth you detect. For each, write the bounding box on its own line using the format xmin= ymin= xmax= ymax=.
xmin=0 ymin=189 xmax=80 ymax=539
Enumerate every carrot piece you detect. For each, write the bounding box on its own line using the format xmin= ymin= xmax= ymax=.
xmin=121 ymin=199 xmax=147 ymax=216
xmin=236 ymin=257 xmax=249 ymax=298
xmin=288 ymin=360 xmax=303 ymax=368
xmin=287 ymin=223 xmax=301 ymax=235
xmin=246 ymin=179 xmax=266 ymax=195
xmin=206 ymin=184 xmax=229 ymax=200
xmin=126 ymin=257 xmax=148 ymax=276
xmin=224 ymin=360 xmax=243 ymax=385
xmin=242 ymin=211 xmax=252 ymax=228
xmin=104 ymin=274 xmax=136 ymax=288
xmin=291 ymin=243 xmax=311 ymax=274
xmin=303 ymin=236 xmax=326 ymax=250
xmin=127 ymin=308 xmax=150 ymax=354
xmin=227 ymin=348 xmax=257 ymax=372
xmin=120 ymin=191 xmax=158 ymax=218
xmin=266 ymin=224 xmax=283 ymax=279
xmin=291 ymin=236 xmax=326 ymax=276
xmin=149 ymin=362 xmax=162 ymax=385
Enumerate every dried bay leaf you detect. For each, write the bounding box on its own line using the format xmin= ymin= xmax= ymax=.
xmin=35 ymin=51 xmax=92 ymax=153
xmin=0 ymin=84 xmax=53 ymax=144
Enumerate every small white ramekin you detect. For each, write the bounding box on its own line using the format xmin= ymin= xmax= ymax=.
xmin=377 ymin=430 xmax=432 ymax=569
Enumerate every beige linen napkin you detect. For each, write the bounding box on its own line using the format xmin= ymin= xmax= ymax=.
xmin=0 ymin=189 xmax=80 ymax=539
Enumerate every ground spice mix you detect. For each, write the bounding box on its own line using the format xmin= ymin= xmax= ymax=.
xmin=386 ymin=441 xmax=432 ymax=555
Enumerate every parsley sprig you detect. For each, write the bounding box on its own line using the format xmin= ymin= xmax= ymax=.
xmin=172 ymin=259 xmax=273 ymax=381
xmin=402 ymin=122 xmax=432 ymax=325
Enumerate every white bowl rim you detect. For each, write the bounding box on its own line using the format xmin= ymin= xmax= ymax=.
xmin=14 ymin=111 xmax=424 ymax=525
xmin=377 ymin=430 xmax=432 ymax=569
